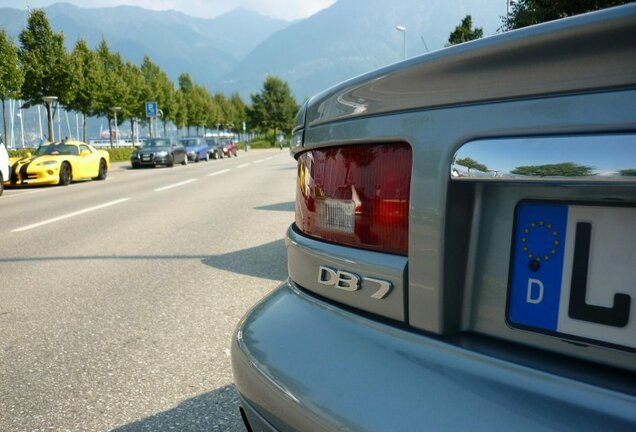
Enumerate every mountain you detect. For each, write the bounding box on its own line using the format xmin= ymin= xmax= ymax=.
xmin=224 ymin=0 xmax=506 ymax=100
xmin=0 ymin=0 xmax=507 ymax=101
xmin=0 ymin=3 xmax=289 ymax=90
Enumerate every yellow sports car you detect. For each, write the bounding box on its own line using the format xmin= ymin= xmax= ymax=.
xmin=7 ymin=141 xmax=110 ymax=186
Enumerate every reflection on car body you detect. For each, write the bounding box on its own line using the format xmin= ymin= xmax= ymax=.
xmin=6 ymin=141 xmax=109 ymax=187
xmin=232 ymin=5 xmax=636 ymax=432
xmin=130 ymin=137 xmax=187 ymax=168
xmin=179 ymin=137 xmax=209 ymax=162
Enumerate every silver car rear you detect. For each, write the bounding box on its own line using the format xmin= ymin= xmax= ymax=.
xmin=232 ymin=5 xmax=636 ymax=431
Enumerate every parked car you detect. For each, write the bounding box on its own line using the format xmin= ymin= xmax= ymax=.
xmin=232 ymin=5 xmax=636 ymax=432
xmin=6 ymin=141 xmax=109 ymax=186
xmin=205 ymin=137 xmax=224 ymax=159
xmin=220 ymin=138 xmax=237 ymax=158
xmin=0 ymin=135 xmax=8 ymax=196
xmin=180 ymin=137 xmax=209 ymax=162
xmin=131 ymin=137 xmax=187 ymax=168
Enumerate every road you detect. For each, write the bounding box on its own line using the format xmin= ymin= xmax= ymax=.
xmin=0 ymin=148 xmax=296 ymax=431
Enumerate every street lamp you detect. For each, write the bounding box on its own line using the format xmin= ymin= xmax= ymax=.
xmin=42 ymin=96 xmax=58 ymax=142
xmin=110 ymin=106 xmax=121 ymax=147
xmin=396 ymin=25 xmax=406 ymax=59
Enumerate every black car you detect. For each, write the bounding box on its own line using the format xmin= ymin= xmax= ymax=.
xmin=205 ymin=137 xmax=224 ymax=159
xmin=131 ymin=138 xmax=187 ymax=168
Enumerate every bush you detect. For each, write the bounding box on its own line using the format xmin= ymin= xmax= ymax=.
xmin=102 ymin=147 xmax=135 ymax=162
xmin=248 ymin=140 xmax=274 ymax=149
xmin=8 ymin=149 xmax=35 ymax=159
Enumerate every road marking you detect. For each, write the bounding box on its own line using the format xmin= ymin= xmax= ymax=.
xmin=2 ymin=188 xmax=52 ymax=199
xmin=265 ymin=157 xmax=273 ymax=160
xmin=237 ymin=163 xmax=250 ymax=169
xmin=154 ymin=179 xmax=197 ymax=192
xmin=208 ymin=169 xmax=230 ymax=177
xmin=252 ymin=159 xmax=264 ymax=164
xmin=11 ymin=198 xmax=131 ymax=232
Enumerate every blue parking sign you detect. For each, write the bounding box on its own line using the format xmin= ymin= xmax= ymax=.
xmin=145 ymin=101 xmax=157 ymax=118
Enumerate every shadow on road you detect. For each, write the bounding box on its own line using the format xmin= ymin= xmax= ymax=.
xmin=111 ymin=384 xmax=246 ymax=432
xmin=254 ymin=201 xmax=294 ymax=212
xmin=201 ymin=239 xmax=287 ymax=281
xmin=0 ymin=240 xmax=287 ymax=281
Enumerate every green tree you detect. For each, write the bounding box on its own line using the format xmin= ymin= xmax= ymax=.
xmin=501 ymin=0 xmax=632 ymax=31
xmin=94 ymin=39 xmax=127 ymax=147
xmin=455 ymin=157 xmax=488 ymax=172
xmin=248 ymin=75 xmax=298 ymax=145
xmin=68 ymin=38 xmax=103 ymax=142
xmin=511 ymin=162 xmax=593 ymax=177
xmin=0 ymin=29 xmax=24 ymax=145
xmin=121 ymin=61 xmax=147 ymax=145
xmin=448 ymin=15 xmax=483 ymax=45
xmin=19 ymin=9 xmax=72 ymax=141
xmin=141 ymin=56 xmax=174 ymax=137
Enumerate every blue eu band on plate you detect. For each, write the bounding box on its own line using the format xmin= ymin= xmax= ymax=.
xmin=508 ymin=201 xmax=635 ymax=351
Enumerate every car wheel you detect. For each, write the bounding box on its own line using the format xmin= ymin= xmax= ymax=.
xmin=95 ymin=159 xmax=107 ymax=180
xmin=182 ymin=155 xmax=188 ymax=166
xmin=212 ymin=151 xmax=218 ymax=160
xmin=195 ymin=155 xmax=199 ymax=163
xmin=58 ymin=162 xmax=72 ymax=186
xmin=167 ymin=155 xmax=174 ymax=167
xmin=0 ymin=172 xmax=4 ymax=196
xmin=205 ymin=152 xmax=210 ymax=162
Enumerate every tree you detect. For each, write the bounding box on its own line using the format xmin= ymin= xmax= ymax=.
xmin=511 ymin=162 xmax=593 ymax=177
xmin=501 ymin=0 xmax=632 ymax=31
xmin=68 ymin=38 xmax=103 ymax=142
xmin=248 ymin=76 xmax=298 ymax=145
xmin=19 ymin=9 xmax=72 ymax=141
xmin=0 ymin=29 xmax=24 ymax=145
xmin=455 ymin=157 xmax=488 ymax=172
xmin=121 ymin=61 xmax=147 ymax=145
xmin=448 ymin=15 xmax=483 ymax=45
xmin=94 ymin=39 xmax=127 ymax=147
xmin=141 ymin=56 xmax=174 ymax=137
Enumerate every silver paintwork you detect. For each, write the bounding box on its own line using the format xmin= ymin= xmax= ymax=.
xmin=287 ymin=226 xmax=406 ymax=321
xmin=451 ymin=135 xmax=636 ymax=184
xmin=232 ymin=283 xmax=636 ymax=431
xmin=304 ymin=5 xmax=636 ymax=128
xmin=233 ymin=5 xmax=636 ymax=431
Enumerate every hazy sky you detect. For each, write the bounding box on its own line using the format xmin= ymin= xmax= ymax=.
xmin=1 ymin=0 xmax=337 ymax=20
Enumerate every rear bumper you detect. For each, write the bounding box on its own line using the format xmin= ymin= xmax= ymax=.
xmin=232 ymin=282 xmax=636 ymax=432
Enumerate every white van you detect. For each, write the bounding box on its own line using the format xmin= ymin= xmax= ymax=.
xmin=0 ymin=135 xmax=9 ymax=196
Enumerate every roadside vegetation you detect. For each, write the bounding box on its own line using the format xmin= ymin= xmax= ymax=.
xmin=0 ymin=10 xmax=298 ymax=148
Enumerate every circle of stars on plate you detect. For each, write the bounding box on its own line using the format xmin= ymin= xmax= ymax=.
xmin=520 ymin=220 xmax=560 ymax=271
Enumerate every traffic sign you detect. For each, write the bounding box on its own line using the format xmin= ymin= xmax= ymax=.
xmin=145 ymin=101 xmax=158 ymax=118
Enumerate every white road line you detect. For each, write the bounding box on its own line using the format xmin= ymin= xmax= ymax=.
xmin=237 ymin=163 xmax=250 ymax=169
xmin=265 ymin=157 xmax=273 ymax=160
xmin=154 ymin=179 xmax=197 ymax=192
xmin=207 ymin=169 xmax=231 ymax=177
xmin=2 ymin=188 xmax=52 ymax=199
xmin=252 ymin=159 xmax=264 ymax=164
xmin=11 ymin=198 xmax=131 ymax=232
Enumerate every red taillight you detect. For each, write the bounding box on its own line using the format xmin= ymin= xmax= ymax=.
xmin=295 ymin=143 xmax=412 ymax=255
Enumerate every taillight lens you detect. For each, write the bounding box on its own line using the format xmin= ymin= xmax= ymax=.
xmin=295 ymin=143 xmax=412 ymax=255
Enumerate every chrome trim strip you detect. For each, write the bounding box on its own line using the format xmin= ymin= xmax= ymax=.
xmin=450 ymin=135 xmax=636 ymax=184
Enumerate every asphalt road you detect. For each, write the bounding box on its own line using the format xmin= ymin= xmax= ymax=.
xmin=0 ymin=148 xmax=296 ymax=431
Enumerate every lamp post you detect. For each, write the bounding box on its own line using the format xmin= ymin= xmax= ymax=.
xmin=110 ymin=106 xmax=121 ymax=147
xmin=396 ymin=25 xmax=406 ymax=59
xmin=43 ymin=96 xmax=57 ymax=142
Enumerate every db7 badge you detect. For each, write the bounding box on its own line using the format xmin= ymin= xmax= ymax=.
xmin=318 ymin=265 xmax=392 ymax=299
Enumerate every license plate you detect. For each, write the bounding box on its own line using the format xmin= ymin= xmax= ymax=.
xmin=142 ymin=155 xmax=150 ymax=160
xmin=507 ymin=201 xmax=636 ymax=351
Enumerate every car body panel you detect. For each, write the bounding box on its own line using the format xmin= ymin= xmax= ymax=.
xmin=233 ymin=5 xmax=636 ymax=431
xmin=0 ymin=138 xmax=8 ymax=195
xmin=233 ymin=283 xmax=636 ymax=432
xmin=6 ymin=141 xmax=109 ymax=186
xmin=179 ymin=137 xmax=208 ymax=161
xmin=131 ymin=138 xmax=186 ymax=167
